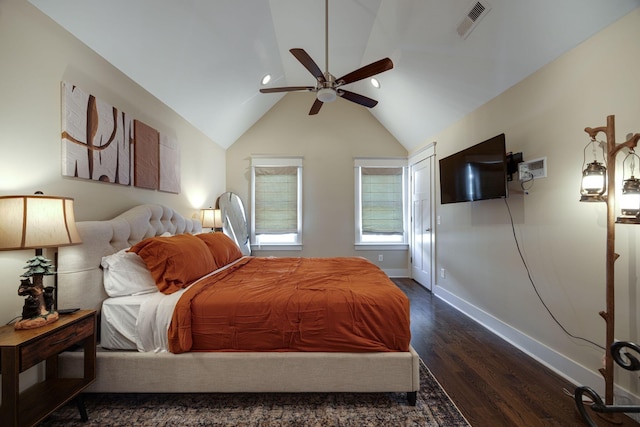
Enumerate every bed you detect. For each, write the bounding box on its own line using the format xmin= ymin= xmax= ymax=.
xmin=56 ymin=204 xmax=420 ymax=404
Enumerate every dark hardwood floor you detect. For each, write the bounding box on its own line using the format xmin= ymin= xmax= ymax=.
xmin=393 ymin=278 xmax=640 ymax=427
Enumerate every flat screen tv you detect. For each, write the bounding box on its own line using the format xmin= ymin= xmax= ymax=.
xmin=439 ymin=133 xmax=507 ymax=204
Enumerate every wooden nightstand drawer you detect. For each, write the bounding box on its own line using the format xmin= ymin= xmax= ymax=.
xmin=20 ymin=315 xmax=93 ymax=371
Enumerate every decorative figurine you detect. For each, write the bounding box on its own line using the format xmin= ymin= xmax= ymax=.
xmin=14 ymin=255 xmax=59 ymax=330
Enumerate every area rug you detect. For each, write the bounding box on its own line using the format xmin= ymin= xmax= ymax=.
xmin=42 ymin=360 xmax=469 ymax=426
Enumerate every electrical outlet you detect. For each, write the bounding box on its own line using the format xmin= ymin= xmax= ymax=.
xmin=378 ymin=254 xmax=383 ymax=262
xmin=440 ymin=268 xmax=446 ymax=279
xmin=519 ymin=157 xmax=547 ymax=180
xmin=518 ymin=163 xmax=531 ymax=179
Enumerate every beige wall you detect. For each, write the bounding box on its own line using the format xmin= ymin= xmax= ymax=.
xmin=226 ymin=91 xmax=408 ymax=270
xmin=418 ymin=9 xmax=640 ymax=396
xmin=0 ymin=0 xmax=225 ymax=323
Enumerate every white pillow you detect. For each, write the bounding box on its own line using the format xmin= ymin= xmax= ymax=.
xmin=101 ymin=248 xmax=158 ymax=297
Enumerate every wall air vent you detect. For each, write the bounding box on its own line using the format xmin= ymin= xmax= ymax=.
xmin=457 ymin=1 xmax=492 ymax=39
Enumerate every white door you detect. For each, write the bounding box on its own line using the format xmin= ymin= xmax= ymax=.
xmin=411 ymin=158 xmax=432 ymax=290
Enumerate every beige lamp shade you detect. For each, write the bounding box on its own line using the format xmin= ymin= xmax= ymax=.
xmin=200 ymin=208 xmax=223 ymax=229
xmin=0 ymin=195 xmax=82 ymax=250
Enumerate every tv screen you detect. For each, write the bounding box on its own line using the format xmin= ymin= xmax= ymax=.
xmin=439 ymin=133 xmax=507 ymax=204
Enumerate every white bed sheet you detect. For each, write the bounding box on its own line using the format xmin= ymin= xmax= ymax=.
xmin=101 ymin=294 xmax=155 ymax=350
xmin=135 ymin=289 xmax=185 ymax=352
xmin=100 ymin=291 xmax=186 ymax=352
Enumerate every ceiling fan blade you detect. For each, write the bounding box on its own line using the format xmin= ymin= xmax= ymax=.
xmin=309 ymin=99 xmax=323 ymax=115
xmin=260 ymin=86 xmax=314 ymax=93
xmin=337 ymin=90 xmax=378 ymax=108
xmin=290 ymin=48 xmax=325 ymax=82
xmin=336 ymin=58 xmax=393 ymax=86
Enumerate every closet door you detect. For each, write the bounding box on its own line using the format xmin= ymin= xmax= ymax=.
xmin=411 ymin=156 xmax=433 ymax=290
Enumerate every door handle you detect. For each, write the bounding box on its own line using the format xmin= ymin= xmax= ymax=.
xmin=425 ymin=228 xmax=432 ymax=232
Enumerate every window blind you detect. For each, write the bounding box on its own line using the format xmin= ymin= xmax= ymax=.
xmin=361 ymin=167 xmax=403 ymax=234
xmin=254 ymin=166 xmax=298 ymax=234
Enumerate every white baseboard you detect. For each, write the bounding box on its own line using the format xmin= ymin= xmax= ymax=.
xmin=385 ymin=268 xmax=410 ymax=278
xmin=433 ymin=284 xmax=640 ymax=416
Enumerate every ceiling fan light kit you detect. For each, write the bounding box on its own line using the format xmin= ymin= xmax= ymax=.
xmin=259 ymin=0 xmax=393 ymax=115
xmin=317 ymin=88 xmax=336 ymax=103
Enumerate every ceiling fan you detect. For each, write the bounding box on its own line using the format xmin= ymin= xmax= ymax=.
xmin=260 ymin=0 xmax=393 ymax=115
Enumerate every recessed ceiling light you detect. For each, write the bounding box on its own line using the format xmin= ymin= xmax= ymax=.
xmin=261 ymin=74 xmax=272 ymax=85
xmin=370 ymin=78 xmax=380 ymax=89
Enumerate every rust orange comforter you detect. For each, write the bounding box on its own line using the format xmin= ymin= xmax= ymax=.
xmin=167 ymin=257 xmax=410 ymax=353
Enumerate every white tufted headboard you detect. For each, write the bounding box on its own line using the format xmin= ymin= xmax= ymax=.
xmin=57 ymin=204 xmax=202 ymax=313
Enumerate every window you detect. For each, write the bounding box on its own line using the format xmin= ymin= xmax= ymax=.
xmin=355 ymin=158 xmax=408 ymax=246
xmin=251 ymin=157 xmax=302 ymax=249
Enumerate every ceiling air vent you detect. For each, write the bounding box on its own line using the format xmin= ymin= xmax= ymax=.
xmin=457 ymin=1 xmax=492 ymax=39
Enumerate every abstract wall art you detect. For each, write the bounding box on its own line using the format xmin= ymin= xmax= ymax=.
xmin=61 ymin=82 xmax=181 ymax=193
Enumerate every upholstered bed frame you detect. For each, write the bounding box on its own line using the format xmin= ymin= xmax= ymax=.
xmin=57 ymin=204 xmax=420 ymax=403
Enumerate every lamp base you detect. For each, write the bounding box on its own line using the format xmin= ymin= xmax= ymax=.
xmin=616 ymin=216 xmax=640 ymax=224
xmin=14 ymin=311 xmax=59 ymax=330
xmin=580 ymin=194 xmax=607 ymax=202
xmin=16 ymin=278 xmax=58 ymax=329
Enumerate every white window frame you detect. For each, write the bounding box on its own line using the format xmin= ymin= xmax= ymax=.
xmin=251 ymin=156 xmax=303 ymax=250
xmin=354 ymin=157 xmax=408 ymax=250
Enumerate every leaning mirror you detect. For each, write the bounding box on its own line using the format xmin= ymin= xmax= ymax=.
xmin=217 ymin=192 xmax=251 ymax=256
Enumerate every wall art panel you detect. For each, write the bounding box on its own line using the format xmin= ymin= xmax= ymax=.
xmin=61 ymin=82 xmax=132 ymax=185
xmin=133 ymin=119 xmax=159 ymax=190
xmin=159 ymin=134 xmax=180 ymax=194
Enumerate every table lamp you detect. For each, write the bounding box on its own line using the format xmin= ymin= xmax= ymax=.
xmin=200 ymin=207 xmax=223 ymax=232
xmin=0 ymin=194 xmax=82 ymax=329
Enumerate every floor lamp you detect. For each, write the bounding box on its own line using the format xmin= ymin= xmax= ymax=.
xmin=574 ymin=115 xmax=640 ymax=425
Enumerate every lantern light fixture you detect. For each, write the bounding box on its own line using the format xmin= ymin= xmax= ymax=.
xmin=616 ymin=149 xmax=640 ymax=223
xmin=580 ymin=137 xmax=607 ymax=202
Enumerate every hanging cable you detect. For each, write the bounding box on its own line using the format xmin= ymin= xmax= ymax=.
xmin=503 ymin=198 xmax=604 ymax=350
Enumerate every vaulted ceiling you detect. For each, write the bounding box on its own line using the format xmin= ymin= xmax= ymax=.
xmin=29 ymin=0 xmax=640 ymax=152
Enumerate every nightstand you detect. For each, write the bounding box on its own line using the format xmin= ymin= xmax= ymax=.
xmin=0 ymin=310 xmax=96 ymax=427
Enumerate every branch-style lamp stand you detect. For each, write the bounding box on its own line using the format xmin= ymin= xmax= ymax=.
xmin=574 ymin=115 xmax=640 ymax=426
